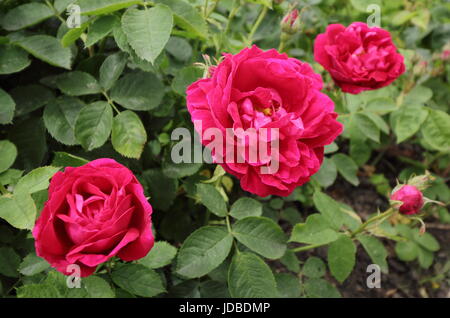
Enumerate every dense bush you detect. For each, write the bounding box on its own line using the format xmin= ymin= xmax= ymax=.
xmin=0 ymin=0 xmax=449 ymax=298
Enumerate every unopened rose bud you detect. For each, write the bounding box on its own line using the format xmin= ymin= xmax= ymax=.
xmin=390 ymin=185 xmax=424 ymax=215
xmin=281 ymin=9 xmax=300 ymax=35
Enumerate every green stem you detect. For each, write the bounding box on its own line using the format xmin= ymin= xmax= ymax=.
xmin=224 ymin=0 xmax=240 ymax=35
xmin=204 ymin=0 xmax=209 ymax=17
xmin=247 ymin=5 xmax=268 ymax=45
xmin=291 ymin=242 xmax=328 ymax=253
xmin=45 ymin=0 xmax=65 ymax=23
xmin=351 ymin=208 xmax=395 ymax=238
xmin=102 ymin=92 xmax=120 ymax=114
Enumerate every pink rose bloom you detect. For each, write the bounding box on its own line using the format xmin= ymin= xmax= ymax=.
xmin=314 ymin=22 xmax=405 ymax=94
xmin=391 ymin=185 xmax=424 ymax=215
xmin=33 ymin=158 xmax=154 ymax=277
xmin=186 ymin=45 xmax=343 ymax=197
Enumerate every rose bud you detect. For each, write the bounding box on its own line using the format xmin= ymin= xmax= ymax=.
xmin=390 ymin=185 xmax=424 ymax=215
xmin=281 ymin=9 xmax=300 ymax=34
xmin=33 ymin=158 xmax=154 ymax=277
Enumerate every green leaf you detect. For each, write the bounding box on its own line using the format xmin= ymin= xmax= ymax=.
xmin=44 ymin=97 xmax=85 ymax=145
xmin=155 ymin=0 xmax=208 ymax=39
xmin=14 ymin=35 xmax=72 ymax=70
xmin=232 ymin=216 xmax=287 ymax=259
xmin=165 ymin=36 xmax=192 ymax=62
xmin=0 ymin=88 xmax=15 ymax=124
xmin=77 ymin=0 xmax=141 ymax=15
xmin=302 ymin=256 xmax=326 ymax=278
xmin=228 ymin=252 xmax=279 ymax=298
xmin=142 ymin=169 xmax=177 ymax=211
xmin=0 ymin=45 xmax=30 ymax=75
xmin=56 ymin=71 xmax=102 ymax=96
xmin=350 ymin=137 xmax=371 ymax=166
xmin=172 ymin=66 xmax=203 ymax=95
xmin=99 ymin=52 xmax=128 ymax=91
xmin=332 ymin=153 xmax=359 ymax=186
xmin=312 ymin=157 xmax=337 ymax=188
xmin=229 ymin=197 xmax=262 ymax=220
xmin=0 ymin=169 xmax=23 ymax=186
xmin=1 ymin=3 xmax=53 ymax=31
xmin=52 ymin=152 xmax=89 ymax=167
xmin=110 ymin=71 xmax=165 ymax=111
xmin=304 ymin=278 xmax=341 ymax=298
xmin=392 ymin=105 xmax=428 ymax=143
xmin=395 ymin=241 xmax=418 ymax=262
xmin=313 ymin=191 xmax=344 ymax=231
xmin=138 ymin=241 xmax=177 ymax=269
xmin=354 ymin=113 xmax=380 ymax=143
xmin=83 ymin=276 xmax=115 ymax=298
xmin=412 ymin=230 xmax=440 ymax=252
xmin=162 ymin=154 xmax=202 ymax=178
xmin=85 ymin=15 xmax=120 ymax=47
xmin=176 ymin=226 xmax=233 ymax=278
xmin=75 ymin=101 xmax=113 ymax=151
xmin=417 ymin=247 xmax=434 ymax=269
xmin=290 ymin=214 xmax=339 ymax=245
xmin=364 ymin=112 xmax=389 ymax=134
xmin=199 ymin=280 xmax=230 ymax=298
xmin=327 ymin=236 xmax=356 ymax=283
xmin=365 ymin=97 xmax=397 ymax=115
xmin=421 ymin=109 xmax=450 ymax=152
xmin=0 ymin=192 xmax=36 ymax=229
xmin=61 ymin=21 xmax=89 ymax=48
xmin=16 ymin=284 xmax=62 ymax=298
xmin=15 ymin=166 xmax=60 ymax=195
xmin=358 ymin=235 xmax=388 ymax=273
xmin=404 ymin=85 xmax=433 ymax=105
xmin=111 ymin=110 xmax=147 ymax=159
xmin=0 ymin=140 xmax=17 ymax=174
xmin=121 ymin=5 xmax=173 ymax=64
xmin=19 ymin=253 xmax=50 ymax=276
xmin=196 ymin=183 xmax=227 ymax=217
xmin=111 ymin=264 xmax=165 ymax=297
xmin=275 ymin=273 xmax=301 ymax=298
xmin=8 ymin=118 xmax=47 ymax=170
xmin=280 ymin=249 xmax=300 ymax=273
xmin=10 ymin=84 xmax=54 ymax=117
xmin=0 ymin=247 xmax=21 ymax=278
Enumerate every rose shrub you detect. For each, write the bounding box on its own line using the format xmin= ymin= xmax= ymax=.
xmin=33 ymin=159 xmax=154 ymax=277
xmin=187 ymin=45 xmax=343 ymax=197
xmin=314 ymin=22 xmax=405 ymax=94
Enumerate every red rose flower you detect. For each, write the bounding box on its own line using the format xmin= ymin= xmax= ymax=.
xmin=391 ymin=185 xmax=424 ymax=215
xmin=186 ymin=45 xmax=342 ymax=197
xmin=314 ymin=22 xmax=405 ymax=94
xmin=33 ymin=158 xmax=154 ymax=277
